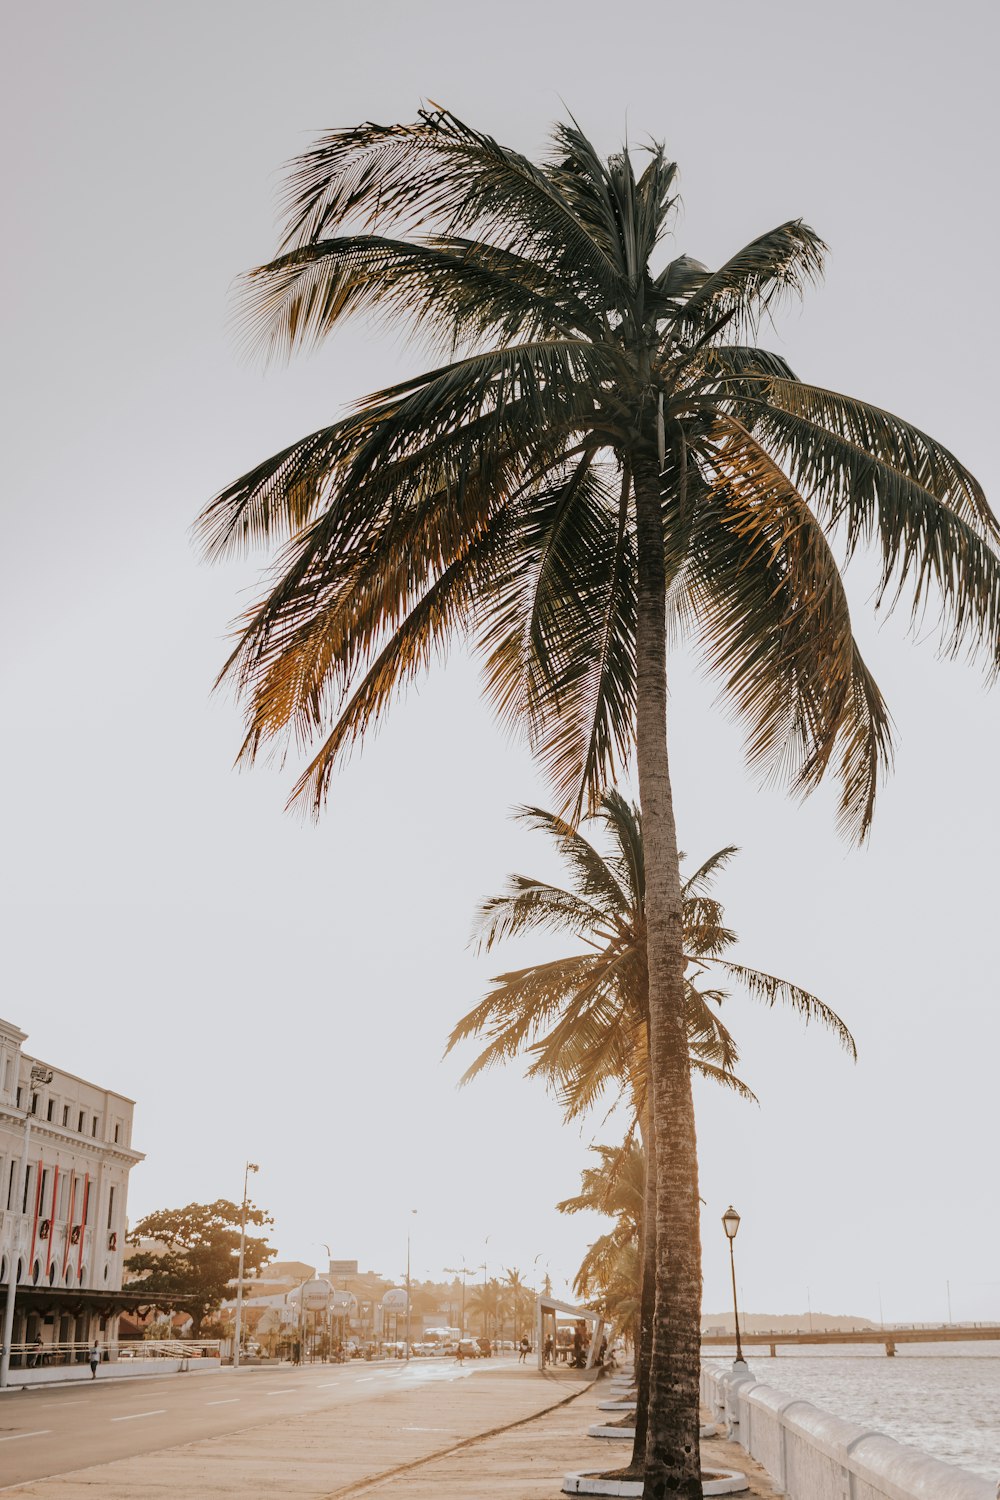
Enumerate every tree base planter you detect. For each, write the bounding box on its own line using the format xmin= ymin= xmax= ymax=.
xmin=562 ymin=1469 xmax=748 ymax=1496
xmin=597 ymin=1399 xmax=636 ymax=1411
xmin=587 ymin=1423 xmax=636 ymax=1439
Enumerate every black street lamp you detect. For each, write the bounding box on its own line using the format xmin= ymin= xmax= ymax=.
xmin=722 ymin=1205 xmax=744 ymax=1366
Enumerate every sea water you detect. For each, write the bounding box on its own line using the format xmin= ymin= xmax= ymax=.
xmin=708 ymin=1341 xmax=1000 ymax=1482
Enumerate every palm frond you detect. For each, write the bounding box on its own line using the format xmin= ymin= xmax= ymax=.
xmin=689 ymin=413 xmax=895 ymax=840
xmin=707 ymin=959 xmax=857 ymax=1058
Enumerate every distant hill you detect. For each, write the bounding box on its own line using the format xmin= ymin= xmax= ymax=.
xmin=701 ymin=1311 xmax=877 ymax=1334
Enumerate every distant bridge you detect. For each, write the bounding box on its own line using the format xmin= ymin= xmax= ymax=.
xmin=701 ymin=1325 xmax=1000 ymax=1357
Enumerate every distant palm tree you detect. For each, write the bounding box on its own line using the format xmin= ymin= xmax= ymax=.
xmin=502 ymin=1267 xmax=533 ymax=1342
xmin=465 ymin=1277 xmax=504 ymax=1340
xmin=200 ymin=111 xmax=1000 ymax=1492
xmin=558 ymin=1141 xmax=645 ymax=1339
xmin=450 ymin=792 xmax=854 ymax=1470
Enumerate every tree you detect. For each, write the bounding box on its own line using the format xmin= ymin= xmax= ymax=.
xmin=125 ymin=1200 xmax=275 ymax=1336
xmin=450 ymin=793 xmax=852 ymax=1468
xmin=199 ymin=111 xmax=1000 ymax=1494
xmin=502 ymin=1267 xmax=534 ymax=1340
xmin=558 ymin=1141 xmax=645 ymax=1337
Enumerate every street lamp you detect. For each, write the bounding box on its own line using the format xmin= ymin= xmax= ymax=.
xmin=232 ymin=1162 xmax=259 ymax=1371
xmin=722 ymin=1205 xmax=744 ymax=1366
xmin=405 ymin=1209 xmax=417 ymax=1360
xmin=1 ymin=1065 xmax=54 ymax=1389
xmin=443 ymin=1262 xmax=477 ymax=1334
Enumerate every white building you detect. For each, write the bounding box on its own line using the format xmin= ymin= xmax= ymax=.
xmin=0 ymin=1017 xmax=145 ymax=1360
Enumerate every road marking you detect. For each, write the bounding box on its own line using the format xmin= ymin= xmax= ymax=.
xmin=206 ymin=1398 xmax=240 ymax=1406
xmin=318 ymin=1382 xmax=341 ymax=1388
xmin=354 ymin=1375 xmax=375 ymax=1382
xmin=111 ymin=1409 xmax=166 ymax=1422
xmin=265 ymin=1389 xmax=292 ymax=1395
xmin=0 ymin=1430 xmax=51 ymax=1443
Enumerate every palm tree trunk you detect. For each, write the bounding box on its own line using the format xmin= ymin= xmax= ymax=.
xmin=620 ymin=1109 xmax=657 ymax=1475
xmin=632 ymin=457 xmax=703 ymax=1498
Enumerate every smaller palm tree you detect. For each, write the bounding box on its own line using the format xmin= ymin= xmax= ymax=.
xmin=450 ymin=792 xmax=854 ymax=1473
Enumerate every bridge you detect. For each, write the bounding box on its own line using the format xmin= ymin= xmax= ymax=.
xmin=701 ymin=1325 xmax=1000 ymax=1357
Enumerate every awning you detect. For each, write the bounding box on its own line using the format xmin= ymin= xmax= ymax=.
xmin=9 ymin=1287 xmax=184 ymax=1319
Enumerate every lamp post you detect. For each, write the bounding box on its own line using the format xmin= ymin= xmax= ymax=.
xmin=483 ymin=1235 xmax=491 ymax=1341
xmin=1 ymin=1065 xmax=53 ymax=1389
xmin=722 ymin=1205 xmax=744 ymax=1367
xmin=231 ymin=1161 xmax=259 ymax=1371
xmin=444 ymin=1263 xmax=476 ymax=1334
xmin=405 ymin=1209 xmax=417 ymax=1360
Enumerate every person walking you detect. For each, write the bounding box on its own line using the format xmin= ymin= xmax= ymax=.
xmin=543 ymin=1334 xmax=554 ymax=1366
xmin=518 ymin=1336 xmax=530 ymax=1363
xmin=89 ymin=1341 xmax=100 ymax=1379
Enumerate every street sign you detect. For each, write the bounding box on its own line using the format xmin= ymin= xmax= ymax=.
xmin=329 ymin=1260 xmax=358 ymax=1275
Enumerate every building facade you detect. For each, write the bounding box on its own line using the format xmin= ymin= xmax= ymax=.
xmin=0 ymin=1016 xmax=144 ymax=1356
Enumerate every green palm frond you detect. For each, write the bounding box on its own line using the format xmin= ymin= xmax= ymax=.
xmin=204 ymin=111 xmax=998 ymax=843
xmin=707 ymin=959 xmax=857 ymax=1058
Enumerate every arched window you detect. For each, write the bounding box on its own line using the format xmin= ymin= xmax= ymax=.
xmin=31 ymin=1259 xmax=40 ymax=1284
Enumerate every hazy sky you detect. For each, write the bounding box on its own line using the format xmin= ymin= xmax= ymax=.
xmin=3 ymin=0 xmax=998 ymax=1323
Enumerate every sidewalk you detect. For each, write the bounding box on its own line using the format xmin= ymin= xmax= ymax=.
xmin=4 ymin=1366 xmax=779 ymax=1498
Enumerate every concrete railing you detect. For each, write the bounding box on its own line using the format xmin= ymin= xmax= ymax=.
xmin=700 ymin=1360 xmax=997 ymax=1500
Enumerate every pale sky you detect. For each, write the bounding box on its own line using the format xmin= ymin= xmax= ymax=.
xmin=2 ymin=0 xmax=998 ymax=1324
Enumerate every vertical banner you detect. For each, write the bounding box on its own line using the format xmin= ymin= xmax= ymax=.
xmin=77 ymin=1174 xmax=89 ymax=1280
xmin=28 ymin=1157 xmax=44 ymax=1272
xmin=64 ymin=1174 xmax=78 ymax=1278
xmin=45 ymin=1165 xmax=59 ymax=1280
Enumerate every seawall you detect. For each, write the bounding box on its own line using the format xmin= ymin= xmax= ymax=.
xmin=700 ymin=1359 xmax=997 ymax=1500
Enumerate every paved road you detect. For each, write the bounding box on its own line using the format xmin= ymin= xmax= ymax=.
xmin=0 ymin=1356 xmax=489 ymax=1490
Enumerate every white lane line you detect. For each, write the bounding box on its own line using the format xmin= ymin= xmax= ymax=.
xmin=354 ymin=1376 xmax=375 ymax=1382
xmin=265 ymin=1389 xmax=292 ymax=1396
xmin=206 ymin=1398 xmax=240 ymax=1406
xmin=318 ymin=1382 xmax=341 ymax=1388
xmin=111 ymin=1409 xmax=166 ymax=1422
xmin=0 ymin=1430 xmax=51 ymax=1443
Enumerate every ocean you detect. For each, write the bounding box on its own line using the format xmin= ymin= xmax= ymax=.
xmin=706 ymin=1341 xmax=1000 ymax=1482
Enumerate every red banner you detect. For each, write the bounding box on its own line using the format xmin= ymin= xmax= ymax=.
xmin=77 ymin=1174 xmax=89 ymax=1281
xmin=63 ymin=1174 xmax=78 ymax=1278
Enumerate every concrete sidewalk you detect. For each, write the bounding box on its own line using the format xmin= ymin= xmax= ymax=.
xmin=4 ymin=1365 xmax=779 ymax=1498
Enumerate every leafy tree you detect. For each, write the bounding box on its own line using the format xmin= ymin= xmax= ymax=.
xmin=199 ymin=110 xmax=1000 ymax=1494
xmin=125 ymin=1200 xmax=275 ymax=1336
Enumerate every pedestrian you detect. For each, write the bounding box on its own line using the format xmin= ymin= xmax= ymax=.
xmin=543 ymin=1334 xmax=554 ymax=1366
xmin=518 ymin=1336 xmax=530 ymax=1364
xmin=89 ymin=1341 xmax=100 ymax=1379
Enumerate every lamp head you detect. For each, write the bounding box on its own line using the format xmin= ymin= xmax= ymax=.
xmin=722 ymin=1205 xmax=741 ymax=1241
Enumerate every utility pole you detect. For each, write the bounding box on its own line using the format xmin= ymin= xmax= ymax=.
xmin=1 ymin=1065 xmax=53 ymax=1389
xmin=231 ymin=1161 xmax=259 ymax=1371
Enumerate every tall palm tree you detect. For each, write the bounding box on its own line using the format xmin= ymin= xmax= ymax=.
xmin=199 ymin=111 xmax=1000 ymax=1493
xmin=450 ymin=792 xmax=852 ymax=1470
